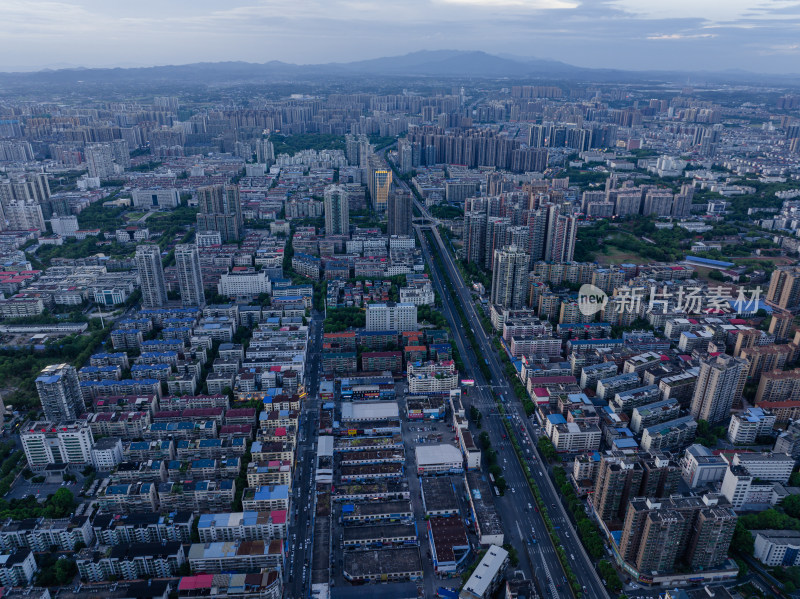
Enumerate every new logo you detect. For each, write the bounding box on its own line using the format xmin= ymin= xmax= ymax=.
xmin=578 ymin=284 xmax=608 ymax=316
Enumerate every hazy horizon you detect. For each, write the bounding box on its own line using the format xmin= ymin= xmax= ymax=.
xmin=3 ymin=0 xmax=800 ymax=75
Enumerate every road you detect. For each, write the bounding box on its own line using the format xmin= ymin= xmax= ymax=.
xmin=408 ymin=182 xmax=608 ymax=599
xmin=415 ymin=223 xmax=568 ymax=598
xmin=286 ymin=310 xmax=324 ymax=598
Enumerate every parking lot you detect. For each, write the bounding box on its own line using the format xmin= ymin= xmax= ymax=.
xmin=7 ymin=478 xmax=81 ymax=501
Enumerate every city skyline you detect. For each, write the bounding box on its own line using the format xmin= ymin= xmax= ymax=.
xmin=3 ymin=0 xmax=800 ymax=74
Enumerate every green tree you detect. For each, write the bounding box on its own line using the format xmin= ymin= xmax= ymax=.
xmin=537 ymin=437 xmax=558 ymax=462
xmin=783 ymin=495 xmax=800 ymax=520
xmin=42 ymin=488 xmax=75 ymax=518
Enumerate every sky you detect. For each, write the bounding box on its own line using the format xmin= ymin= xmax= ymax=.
xmin=2 ymin=0 xmax=800 ymax=74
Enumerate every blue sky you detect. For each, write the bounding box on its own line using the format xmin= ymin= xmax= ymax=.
xmin=2 ymin=0 xmax=800 ymax=73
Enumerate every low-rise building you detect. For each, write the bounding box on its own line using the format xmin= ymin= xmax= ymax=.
xmin=0 ymin=549 xmax=37 ymax=587
xmin=640 ymin=416 xmax=697 ymax=452
xmin=0 ymin=516 xmax=93 ymax=553
xmin=76 ymin=542 xmax=186 ymax=582
xmin=91 ymin=437 xmax=124 ymax=470
xmin=728 ymin=407 xmax=776 ymax=445
xmin=753 ymin=530 xmax=800 ymax=567
xmin=415 ymin=444 xmax=464 ymax=475
xmin=459 ymin=544 xmax=509 ymax=599
xmin=187 ymin=540 xmax=284 ymax=574
xmin=550 ymin=421 xmax=602 ymax=453
xmin=681 ymin=444 xmax=728 ymax=489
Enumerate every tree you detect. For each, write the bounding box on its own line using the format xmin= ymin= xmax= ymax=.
xmin=537 ymin=437 xmax=558 ymax=462
xmin=502 ymin=543 xmax=520 ymax=567
xmin=734 ymin=558 xmax=749 ymax=579
xmin=597 ymin=561 xmax=622 ymax=592
xmin=784 ymin=495 xmax=800 ymax=519
xmin=43 ymin=488 xmax=75 ymax=518
xmin=732 ymin=520 xmax=756 ymax=556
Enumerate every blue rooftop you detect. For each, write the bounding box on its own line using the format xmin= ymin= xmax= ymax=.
xmin=684 ymin=255 xmax=735 ymax=268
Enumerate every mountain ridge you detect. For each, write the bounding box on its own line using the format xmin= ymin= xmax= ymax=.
xmin=0 ymin=50 xmax=797 ymax=86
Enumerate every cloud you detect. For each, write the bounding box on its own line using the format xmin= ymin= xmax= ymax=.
xmin=609 ymin=0 xmax=799 ymax=22
xmin=436 ymin=0 xmax=578 ymax=8
xmin=0 ymin=0 xmax=799 ymax=73
xmin=647 ymin=33 xmax=717 ymax=40
xmin=759 ymin=43 xmax=800 ymax=54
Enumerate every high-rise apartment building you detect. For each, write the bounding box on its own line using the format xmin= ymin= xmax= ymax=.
xmin=345 ymin=134 xmax=360 ymax=166
xmin=358 ymin=136 xmax=372 ymax=167
xmin=365 ymin=302 xmax=417 ymax=332
xmin=1 ymin=200 xmax=46 ymax=232
xmin=388 ymin=190 xmax=412 ymax=237
xmin=635 ymin=510 xmax=689 ymax=574
xmin=174 ymin=244 xmax=205 ymax=308
xmin=524 ymin=204 xmax=577 ymax=264
xmin=397 ymin=139 xmax=415 ymax=174
xmin=755 ymin=369 xmax=800 ymax=404
xmin=110 ymin=139 xmax=131 ymax=168
xmin=196 ymin=184 xmax=243 ymax=242
xmin=484 ymin=217 xmax=511 ymax=270
xmin=255 ymin=139 xmax=275 ymax=165
xmin=490 ymin=245 xmax=529 ymax=310
xmin=0 ymin=173 xmax=50 ymax=204
xmin=767 ymin=266 xmax=800 ymax=312
xmin=671 ymin=184 xmax=694 ymax=218
xmin=593 ymin=452 xmax=680 ymax=525
xmin=135 ymin=243 xmax=168 ymax=309
xmin=544 ymin=206 xmax=577 ymax=263
xmin=594 ymin=455 xmax=644 ymax=525
xmin=323 ymin=185 xmax=349 ymax=236
xmin=690 ymin=354 xmax=748 ymax=425
xmin=84 ymin=144 xmax=116 ymax=179
xmin=21 ymin=420 xmax=95 ymax=471
xmin=769 ymin=310 xmax=795 ymax=341
xmin=154 ymin=96 xmax=180 ymax=111
xmin=464 ymin=211 xmax=487 ymax=265
xmin=35 ymin=364 xmax=85 ymax=423
xmin=619 ymin=494 xmax=736 ymax=575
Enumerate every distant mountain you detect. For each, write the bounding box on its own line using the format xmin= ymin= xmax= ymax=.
xmin=327 ymin=50 xmax=582 ymax=77
xmin=0 ymin=50 xmax=797 ymax=87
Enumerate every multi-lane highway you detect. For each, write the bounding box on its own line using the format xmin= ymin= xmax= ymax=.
xmin=409 ymin=183 xmax=608 ymax=599
xmin=416 ymin=223 xmax=571 ymax=598
xmin=286 ymin=310 xmax=324 ymax=598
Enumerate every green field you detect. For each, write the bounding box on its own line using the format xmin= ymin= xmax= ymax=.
xmin=595 ymin=245 xmax=646 ymax=265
